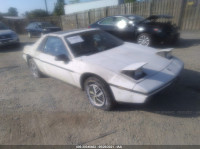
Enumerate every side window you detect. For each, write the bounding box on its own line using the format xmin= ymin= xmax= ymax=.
xmin=44 ymin=37 xmax=69 ymax=57
xmin=114 ymin=17 xmax=129 ymax=29
xmin=37 ymin=37 xmax=47 ymax=51
xmin=99 ymin=17 xmax=114 ymax=25
xmin=27 ymin=23 xmax=34 ymax=29
xmin=113 ymin=17 xmax=128 ymax=25
xmin=35 ymin=23 xmax=39 ymax=29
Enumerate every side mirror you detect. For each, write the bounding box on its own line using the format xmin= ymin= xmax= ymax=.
xmin=55 ymin=54 xmax=70 ymax=63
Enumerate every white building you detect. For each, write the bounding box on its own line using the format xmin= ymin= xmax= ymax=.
xmin=64 ymin=0 xmax=124 ymax=15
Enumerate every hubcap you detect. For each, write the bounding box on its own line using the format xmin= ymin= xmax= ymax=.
xmin=30 ymin=60 xmax=38 ymax=77
xmin=87 ymin=84 xmax=105 ymax=107
xmin=138 ymin=35 xmax=150 ymax=46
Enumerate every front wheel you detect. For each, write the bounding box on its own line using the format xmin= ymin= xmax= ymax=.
xmin=28 ymin=58 xmax=42 ymax=78
xmin=84 ymin=77 xmax=115 ymax=111
xmin=137 ymin=33 xmax=152 ymax=46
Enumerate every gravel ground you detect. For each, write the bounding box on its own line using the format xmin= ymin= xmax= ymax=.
xmin=0 ymin=32 xmax=200 ymax=145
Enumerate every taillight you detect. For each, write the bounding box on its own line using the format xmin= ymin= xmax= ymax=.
xmin=88 ymin=26 xmax=91 ymax=28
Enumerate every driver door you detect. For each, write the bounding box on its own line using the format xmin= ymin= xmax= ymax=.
xmin=113 ymin=16 xmax=135 ymax=38
xmin=38 ymin=36 xmax=75 ymax=85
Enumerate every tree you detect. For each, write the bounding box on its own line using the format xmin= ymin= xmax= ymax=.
xmin=124 ymin=0 xmax=136 ymax=3
xmin=7 ymin=7 xmax=18 ymax=16
xmin=69 ymin=0 xmax=80 ymax=4
xmin=25 ymin=9 xmax=49 ymax=19
xmin=53 ymin=0 xmax=65 ymax=16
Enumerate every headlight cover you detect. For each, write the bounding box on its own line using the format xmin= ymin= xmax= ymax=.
xmin=157 ymin=51 xmax=173 ymax=59
xmin=122 ymin=68 xmax=146 ymax=80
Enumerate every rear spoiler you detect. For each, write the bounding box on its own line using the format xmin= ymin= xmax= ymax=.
xmin=121 ymin=62 xmax=147 ymax=72
xmin=139 ymin=15 xmax=173 ymax=23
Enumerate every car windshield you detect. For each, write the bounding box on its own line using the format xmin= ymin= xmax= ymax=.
xmin=0 ymin=22 xmax=9 ymax=30
xmin=39 ymin=22 xmax=54 ymax=28
xmin=65 ymin=30 xmax=124 ymax=57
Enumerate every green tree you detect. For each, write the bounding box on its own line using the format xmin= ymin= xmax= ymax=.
xmin=69 ymin=0 xmax=80 ymax=4
xmin=25 ymin=9 xmax=49 ymax=19
xmin=7 ymin=7 xmax=18 ymax=16
xmin=124 ymin=0 xmax=136 ymax=3
xmin=53 ymin=0 xmax=65 ymax=16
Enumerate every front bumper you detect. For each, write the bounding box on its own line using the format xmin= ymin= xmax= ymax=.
xmin=110 ymin=58 xmax=184 ymax=104
xmin=154 ymin=32 xmax=180 ymax=44
xmin=0 ymin=37 xmax=19 ymax=47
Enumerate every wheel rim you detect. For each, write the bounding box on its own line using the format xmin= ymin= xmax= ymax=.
xmin=86 ymin=84 xmax=105 ymax=107
xmin=138 ymin=35 xmax=150 ymax=46
xmin=30 ymin=60 xmax=38 ymax=77
xmin=28 ymin=32 xmax=31 ymax=37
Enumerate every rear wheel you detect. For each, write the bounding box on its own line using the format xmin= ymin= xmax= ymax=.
xmin=137 ymin=33 xmax=152 ymax=46
xmin=28 ymin=58 xmax=42 ymax=78
xmin=84 ymin=77 xmax=115 ymax=111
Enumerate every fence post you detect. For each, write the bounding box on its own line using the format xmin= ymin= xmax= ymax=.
xmin=75 ymin=14 xmax=79 ymax=28
xmin=148 ymin=0 xmax=153 ymax=16
xmin=60 ymin=16 xmax=63 ymax=30
xmin=105 ymin=7 xmax=108 ymax=17
xmin=88 ymin=10 xmax=91 ymax=25
xmin=178 ymin=0 xmax=187 ymax=29
xmin=124 ymin=3 xmax=127 ymax=14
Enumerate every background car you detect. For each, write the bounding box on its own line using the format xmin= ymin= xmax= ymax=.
xmin=89 ymin=15 xmax=180 ymax=46
xmin=25 ymin=22 xmax=62 ymax=38
xmin=0 ymin=21 xmax=19 ymax=47
xmin=23 ymin=29 xmax=183 ymax=110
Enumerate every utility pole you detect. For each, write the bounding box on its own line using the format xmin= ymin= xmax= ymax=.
xmin=44 ymin=0 xmax=48 ymax=13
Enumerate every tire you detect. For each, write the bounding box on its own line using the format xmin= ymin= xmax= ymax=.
xmin=28 ymin=32 xmax=32 ymax=38
xmin=137 ymin=33 xmax=152 ymax=46
xmin=84 ymin=77 xmax=115 ymax=111
xmin=28 ymin=58 xmax=42 ymax=78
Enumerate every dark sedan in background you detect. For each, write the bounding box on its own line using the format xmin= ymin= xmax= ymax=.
xmin=89 ymin=15 xmax=180 ymax=46
xmin=0 ymin=21 xmax=19 ymax=47
xmin=25 ymin=22 xmax=61 ymax=38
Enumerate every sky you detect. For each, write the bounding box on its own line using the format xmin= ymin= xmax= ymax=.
xmin=0 ymin=0 xmax=93 ymax=16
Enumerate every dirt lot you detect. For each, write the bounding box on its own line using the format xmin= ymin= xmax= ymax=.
xmin=0 ymin=32 xmax=200 ymax=145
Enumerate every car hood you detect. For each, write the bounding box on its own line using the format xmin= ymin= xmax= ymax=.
xmin=0 ymin=29 xmax=14 ymax=35
xmin=78 ymin=42 xmax=172 ymax=77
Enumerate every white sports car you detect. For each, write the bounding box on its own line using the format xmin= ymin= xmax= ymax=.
xmin=23 ymin=29 xmax=184 ymax=110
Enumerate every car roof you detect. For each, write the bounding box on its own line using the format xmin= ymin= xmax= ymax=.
xmin=105 ymin=15 xmax=142 ymax=18
xmin=48 ymin=28 xmax=99 ymax=37
xmin=113 ymin=14 xmax=140 ymax=17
